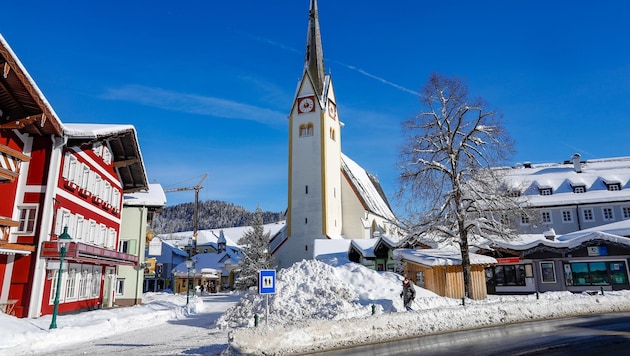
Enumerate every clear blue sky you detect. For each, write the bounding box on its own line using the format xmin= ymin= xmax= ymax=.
xmin=2 ymin=1 xmax=630 ymax=215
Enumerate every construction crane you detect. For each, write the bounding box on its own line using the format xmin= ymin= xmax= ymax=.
xmin=164 ymin=173 xmax=208 ymax=257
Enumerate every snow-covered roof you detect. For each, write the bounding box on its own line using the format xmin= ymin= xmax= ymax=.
xmin=341 ymin=153 xmax=396 ymax=221
xmin=578 ymin=218 xmax=630 ymax=237
xmin=63 ymin=123 xmax=148 ymax=193
xmin=158 ymin=221 xmax=287 ymax=248
xmin=498 ymin=156 xmax=630 ymax=207
xmin=313 ymin=239 xmax=352 ymax=259
xmin=350 ymin=238 xmax=378 ymax=258
xmin=0 ymin=34 xmax=63 ymax=136
xmin=492 ymin=230 xmax=630 ymax=252
xmin=172 ymin=251 xmax=239 ymax=276
xmin=123 ymin=183 xmax=167 ymax=207
xmin=394 ymin=248 xmax=497 ymax=266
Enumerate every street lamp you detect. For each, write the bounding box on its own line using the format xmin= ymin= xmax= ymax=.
xmin=185 ymin=257 xmax=193 ymax=305
xmin=50 ymin=226 xmax=73 ymax=329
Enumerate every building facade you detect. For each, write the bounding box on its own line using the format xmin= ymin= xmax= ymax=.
xmin=272 ymin=0 xmax=399 ymax=269
xmin=0 ymin=35 xmax=149 ymax=318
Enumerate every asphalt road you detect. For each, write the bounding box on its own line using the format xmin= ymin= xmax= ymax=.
xmin=311 ymin=312 xmax=630 ymax=356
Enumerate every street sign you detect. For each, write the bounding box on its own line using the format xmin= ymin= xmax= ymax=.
xmin=259 ymin=269 xmax=276 ymax=294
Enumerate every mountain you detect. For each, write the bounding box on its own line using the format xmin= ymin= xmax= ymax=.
xmin=150 ymin=200 xmax=285 ymax=234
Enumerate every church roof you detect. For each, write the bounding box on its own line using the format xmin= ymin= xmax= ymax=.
xmin=341 ymin=153 xmax=396 ymax=221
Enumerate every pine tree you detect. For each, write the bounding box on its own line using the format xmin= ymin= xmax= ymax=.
xmin=234 ymin=207 xmax=276 ymax=290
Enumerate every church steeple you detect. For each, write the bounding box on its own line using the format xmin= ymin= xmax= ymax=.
xmin=305 ymin=0 xmax=325 ymax=96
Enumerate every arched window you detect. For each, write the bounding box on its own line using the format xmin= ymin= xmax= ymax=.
xmin=299 ymin=123 xmax=314 ymax=137
xmin=329 ymin=128 xmax=336 ymax=141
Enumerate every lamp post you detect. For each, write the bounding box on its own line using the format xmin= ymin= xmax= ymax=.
xmin=50 ymin=226 xmax=73 ymax=329
xmin=185 ymin=257 xmax=193 ymax=305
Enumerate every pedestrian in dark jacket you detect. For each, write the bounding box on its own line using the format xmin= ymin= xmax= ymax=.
xmin=400 ymin=275 xmax=416 ymax=311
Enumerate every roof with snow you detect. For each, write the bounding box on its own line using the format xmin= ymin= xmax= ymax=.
xmin=172 ymin=251 xmax=239 ymax=276
xmin=341 ymin=153 xmax=396 ymax=221
xmin=64 ymin=123 xmax=148 ymax=193
xmin=0 ymin=34 xmax=63 ymax=136
xmin=123 ymin=183 xmax=167 ymax=207
xmin=394 ymin=248 xmax=497 ymax=266
xmin=350 ymin=238 xmax=378 ymax=258
xmin=497 ymin=155 xmax=630 ymax=207
xmin=492 ymin=230 xmax=630 ymax=252
xmin=159 ymin=220 xmax=287 ymax=249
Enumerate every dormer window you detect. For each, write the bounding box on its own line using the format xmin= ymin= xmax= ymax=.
xmin=573 ymin=186 xmax=586 ymax=193
xmin=507 ymin=190 xmax=521 ymax=197
xmin=539 ymin=188 xmax=552 ymax=196
xmin=606 ymin=183 xmax=621 ymax=191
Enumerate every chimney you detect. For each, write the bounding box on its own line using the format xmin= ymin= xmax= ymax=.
xmin=523 ymin=161 xmax=532 ymax=168
xmin=572 ymin=153 xmax=582 ymax=173
xmin=543 ymin=227 xmax=556 ymax=241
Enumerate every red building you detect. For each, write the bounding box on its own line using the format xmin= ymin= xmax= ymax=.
xmin=0 ymin=35 xmax=148 ymax=318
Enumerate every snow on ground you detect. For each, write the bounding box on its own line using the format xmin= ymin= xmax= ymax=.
xmin=2 ymin=258 xmax=630 ymax=356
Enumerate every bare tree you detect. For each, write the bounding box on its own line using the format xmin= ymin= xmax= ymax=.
xmin=397 ymin=73 xmax=524 ymax=298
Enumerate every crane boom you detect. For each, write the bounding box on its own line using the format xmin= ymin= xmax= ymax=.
xmin=163 ymin=173 xmax=208 ymax=256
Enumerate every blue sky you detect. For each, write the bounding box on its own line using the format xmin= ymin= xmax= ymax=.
xmin=2 ymin=1 xmax=630 ymax=215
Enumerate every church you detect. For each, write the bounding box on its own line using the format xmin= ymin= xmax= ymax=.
xmin=270 ymin=0 xmax=401 ymax=269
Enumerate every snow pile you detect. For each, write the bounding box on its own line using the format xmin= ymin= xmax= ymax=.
xmin=225 ymin=260 xmax=630 ymax=355
xmin=218 ymin=259 xmax=437 ymax=329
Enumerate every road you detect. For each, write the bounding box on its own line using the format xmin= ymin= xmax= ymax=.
xmin=312 ymin=312 xmax=630 ymax=355
xmin=36 ymin=293 xmax=240 ymax=356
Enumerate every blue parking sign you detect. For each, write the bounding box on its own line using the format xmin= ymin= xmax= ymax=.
xmin=259 ymin=269 xmax=276 ymax=294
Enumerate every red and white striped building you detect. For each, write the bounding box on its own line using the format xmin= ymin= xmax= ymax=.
xmin=0 ymin=34 xmax=148 ymax=318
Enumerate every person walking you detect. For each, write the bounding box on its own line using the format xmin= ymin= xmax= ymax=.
xmin=400 ymin=275 xmax=416 ymax=311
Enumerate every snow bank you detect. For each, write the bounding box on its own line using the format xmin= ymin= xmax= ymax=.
xmin=223 ymin=260 xmax=630 ymax=355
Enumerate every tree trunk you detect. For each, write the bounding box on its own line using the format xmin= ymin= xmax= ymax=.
xmin=459 ymin=231 xmax=472 ymax=299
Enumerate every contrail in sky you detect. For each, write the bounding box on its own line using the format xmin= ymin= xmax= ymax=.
xmin=239 ymin=30 xmax=418 ymax=96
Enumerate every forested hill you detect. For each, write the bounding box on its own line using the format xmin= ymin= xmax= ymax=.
xmin=150 ymin=200 xmax=285 ymax=234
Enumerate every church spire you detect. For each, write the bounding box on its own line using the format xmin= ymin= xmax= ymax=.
xmin=305 ymin=0 xmax=325 ymax=96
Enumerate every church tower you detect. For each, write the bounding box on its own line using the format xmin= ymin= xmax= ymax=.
xmin=277 ymin=0 xmax=343 ymax=268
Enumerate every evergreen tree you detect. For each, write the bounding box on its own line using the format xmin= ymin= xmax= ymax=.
xmin=234 ymin=207 xmax=276 ymax=290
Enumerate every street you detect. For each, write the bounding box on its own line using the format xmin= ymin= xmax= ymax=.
xmin=312 ymin=312 xmax=630 ymax=356
xmin=36 ymin=293 xmax=240 ymax=356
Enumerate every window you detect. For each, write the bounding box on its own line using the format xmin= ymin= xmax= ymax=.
xmin=541 ymin=211 xmax=552 ymax=224
xmin=564 ymin=261 xmax=627 ymax=286
xmin=606 ymin=183 xmax=621 ymax=191
xmin=623 ymin=207 xmax=630 ymax=220
xmin=507 ymin=190 xmax=521 ymax=197
xmin=115 ymin=279 xmax=125 ymax=295
xmin=540 ymin=262 xmax=556 ymax=283
xmin=75 ymin=215 xmax=85 ymax=241
xmin=499 ymin=214 xmax=509 ymax=225
xmin=79 ymin=271 xmax=89 ymax=299
xmin=65 ymin=269 xmax=77 ymax=301
xmin=602 ymin=207 xmax=614 ymax=221
xmin=520 ymin=214 xmax=530 ymax=225
xmin=91 ymin=271 xmax=102 ymax=297
xmin=329 ymin=128 xmax=336 ymax=141
xmin=102 ymin=146 xmax=112 ymax=165
xmin=561 ymin=210 xmax=573 ymax=223
xmin=49 ymin=270 xmax=64 ymax=304
xmin=305 ymin=185 xmax=308 ymax=194
xmin=88 ymin=219 xmax=97 ymax=243
xmin=573 ymin=186 xmax=586 ymax=193
xmin=55 ymin=209 xmax=71 ymax=236
xmin=539 ymin=188 xmax=552 ymax=196
xmin=80 ymin=164 xmax=90 ymax=189
xmin=583 ymin=208 xmax=594 ymax=222
xmin=492 ymin=264 xmax=527 ymax=286
xmin=16 ymin=206 xmax=37 ymax=233
xmin=299 ymin=123 xmax=314 ymax=137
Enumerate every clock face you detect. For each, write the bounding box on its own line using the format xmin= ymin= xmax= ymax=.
xmin=298 ymin=96 xmax=315 ymax=113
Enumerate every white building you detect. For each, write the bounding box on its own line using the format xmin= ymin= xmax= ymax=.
xmin=499 ymin=153 xmax=630 ymax=236
xmin=271 ymin=0 xmax=399 ymax=269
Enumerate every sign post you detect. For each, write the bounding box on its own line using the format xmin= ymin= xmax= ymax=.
xmin=259 ymin=269 xmax=276 ymax=325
